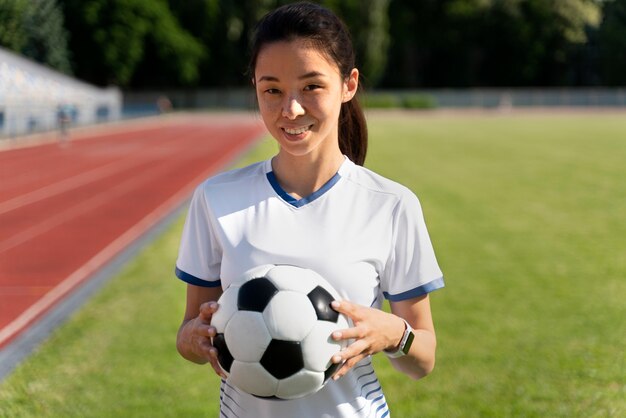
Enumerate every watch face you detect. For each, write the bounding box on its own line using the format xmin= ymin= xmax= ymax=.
xmin=402 ymin=330 xmax=415 ymax=355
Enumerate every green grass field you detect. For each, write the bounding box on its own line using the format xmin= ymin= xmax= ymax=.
xmin=1 ymin=111 xmax=624 ymax=417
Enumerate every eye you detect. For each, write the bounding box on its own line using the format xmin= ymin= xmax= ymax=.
xmin=264 ymin=88 xmax=281 ymax=95
xmin=304 ymin=84 xmax=322 ymax=91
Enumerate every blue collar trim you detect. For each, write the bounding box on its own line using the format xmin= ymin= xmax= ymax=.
xmin=266 ymin=171 xmax=342 ymax=208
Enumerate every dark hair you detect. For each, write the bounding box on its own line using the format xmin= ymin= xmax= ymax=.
xmin=249 ymin=2 xmax=367 ymax=166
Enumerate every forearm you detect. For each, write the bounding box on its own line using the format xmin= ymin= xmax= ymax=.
xmin=388 ymin=328 xmax=436 ymax=380
xmin=387 ymin=295 xmax=438 ymax=380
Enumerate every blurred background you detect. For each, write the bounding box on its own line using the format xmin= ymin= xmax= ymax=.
xmin=1 ymin=0 xmax=625 ymax=137
xmin=1 ymin=2 xmax=625 ymax=416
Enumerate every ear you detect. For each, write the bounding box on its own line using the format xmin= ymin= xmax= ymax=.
xmin=342 ymin=68 xmax=359 ymax=103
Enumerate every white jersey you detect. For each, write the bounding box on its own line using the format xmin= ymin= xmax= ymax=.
xmin=176 ymin=157 xmax=444 ymax=418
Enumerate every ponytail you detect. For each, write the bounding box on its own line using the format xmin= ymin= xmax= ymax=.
xmin=339 ymin=95 xmax=367 ymax=166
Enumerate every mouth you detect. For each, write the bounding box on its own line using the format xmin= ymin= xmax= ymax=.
xmin=282 ymin=125 xmax=313 ymax=135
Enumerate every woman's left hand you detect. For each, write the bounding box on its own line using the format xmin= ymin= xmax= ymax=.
xmin=329 ymin=299 xmax=405 ymax=380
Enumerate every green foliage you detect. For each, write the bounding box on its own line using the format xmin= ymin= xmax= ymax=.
xmin=168 ymin=0 xmax=391 ymax=88
xmin=362 ymin=93 xmax=401 ymax=108
xmin=169 ymin=0 xmax=271 ymax=87
xmin=401 ymin=93 xmax=437 ymax=109
xmin=598 ymin=0 xmax=626 ymax=86
xmin=322 ymin=0 xmax=391 ymax=87
xmin=0 ymin=0 xmax=28 ymax=51
xmin=361 ymin=92 xmax=437 ymax=109
xmin=22 ymin=0 xmax=72 ymax=74
xmin=383 ymin=0 xmax=604 ymax=87
xmin=7 ymin=0 xmax=626 ymax=88
xmin=60 ymin=0 xmax=204 ymax=87
xmin=0 ymin=0 xmax=71 ymax=74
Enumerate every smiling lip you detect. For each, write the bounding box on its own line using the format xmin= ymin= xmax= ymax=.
xmin=282 ymin=124 xmax=313 ymax=140
xmin=283 ymin=125 xmax=312 ymax=134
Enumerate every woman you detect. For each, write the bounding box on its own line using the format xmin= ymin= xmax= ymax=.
xmin=175 ymin=2 xmax=444 ymax=417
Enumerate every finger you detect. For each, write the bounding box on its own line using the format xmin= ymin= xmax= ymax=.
xmin=198 ymin=340 xmax=227 ymax=379
xmin=331 ymin=300 xmax=355 ymax=314
xmin=208 ymin=348 xmax=228 ymax=379
xmin=197 ymin=338 xmax=215 ymax=356
xmin=332 ymin=338 xmax=369 ymax=364
xmin=333 ymin=353 xmax=367 ymax=380
xmin=198 ymin=301 xmax=219 ymax=322
xmin=207 ymin=326 xmax=217 ymax=338
xmin=331 ymin=300 xmax=365 ymax=324
xmin=331 ymin=326 xmax=363 ymax=342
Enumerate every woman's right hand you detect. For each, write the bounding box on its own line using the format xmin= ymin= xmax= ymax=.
xmin=188 ymin=301 xmax=227 ymax=378
xmin=176 ymin=285 xmax=226 ymax=378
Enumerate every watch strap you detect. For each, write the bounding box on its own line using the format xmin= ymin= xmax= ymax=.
xmin=384 ymin=319 xmax=414 ymax=358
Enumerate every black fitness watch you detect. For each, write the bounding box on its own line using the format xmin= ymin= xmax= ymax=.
xmin=384 ymin=319 xmax=414 ymax=358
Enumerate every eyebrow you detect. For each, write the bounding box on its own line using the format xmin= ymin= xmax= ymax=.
xmin=257 ymin=71 xmax=327 ymax=83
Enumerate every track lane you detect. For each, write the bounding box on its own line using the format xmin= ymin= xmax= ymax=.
xmin=0 ymin=113 xmax=266 ymax=348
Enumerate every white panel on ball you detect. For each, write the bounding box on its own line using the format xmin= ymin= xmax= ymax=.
xmin=229 ymin=361 xmax=278 ymax=397
xmin=276 ymin=369 xmax=324 ymax=399
xmin=263 ymin=291 xmax=317 ymax=341
xmin=300 ymin=319 xmax=347 ymax=372
xmin=210 ymin=286 xmax=240 ymax=332
xmin=225 ymin=311 xmax=272 ymax=362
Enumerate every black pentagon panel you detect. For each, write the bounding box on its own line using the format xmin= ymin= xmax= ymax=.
xmin=260 ymin=340 xmax=303 ymax=379
xmin=323 ymin=361 xmax=342 ymax=383
xmin=238 ymin=277 xmax=278 ymax=312
xmin=212 ymin=333 xmax=233 ymax=373
xmin=308 ymin=286 xmax=339 ymax=322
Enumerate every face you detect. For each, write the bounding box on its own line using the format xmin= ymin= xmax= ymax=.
xmin=254 ymin=38 xmax=358 ymax=161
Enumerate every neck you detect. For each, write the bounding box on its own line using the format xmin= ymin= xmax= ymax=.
xmin=271 ymin=149 xmax=345 ymax=199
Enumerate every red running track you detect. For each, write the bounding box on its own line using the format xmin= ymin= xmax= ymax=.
xmin=0 ymin=113 xmax=266 ymax=349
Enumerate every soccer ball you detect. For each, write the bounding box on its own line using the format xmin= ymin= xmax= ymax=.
xmin=210 ymin=264 xmax=350 ymax=400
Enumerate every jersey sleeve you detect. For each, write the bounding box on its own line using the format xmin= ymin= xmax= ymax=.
xmin=381 ymin=190 xmax=444 ymax=301
xmin=175 ymin=185 xmax=222 ymax=288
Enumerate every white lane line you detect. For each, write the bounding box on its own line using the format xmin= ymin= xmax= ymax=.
xmin=0 ymin=158 xmax=180 ymax=254
xmin=0 ymin=131 xmax=258 ymax=348
xmin=0 ymin=158 xmax=149 ymax=216
xmin=0 ymin=128 xmax=195 ymax=215
xmin=0 ymin=126 xmax=214 ymax=251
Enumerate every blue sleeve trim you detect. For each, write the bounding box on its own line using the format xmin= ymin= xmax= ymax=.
xmin=383 ymin=277 xmax=445 ymax=301
xmin=175 ymin=267 xmax=222 ymax=288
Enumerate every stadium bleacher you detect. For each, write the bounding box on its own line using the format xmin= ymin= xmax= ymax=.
xmin=0 ymin=46 xmax=121 ymax=139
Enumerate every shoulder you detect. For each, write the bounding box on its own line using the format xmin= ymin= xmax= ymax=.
xmin=199 ymin=160 xmax=267 ymax=190
xmin=192 ymin=160 xmax=268 ymax=202
xmin=189 ymin=160 xmax=270 ymax=215
xmin=342 ymin=160 xmax=418 ymax=205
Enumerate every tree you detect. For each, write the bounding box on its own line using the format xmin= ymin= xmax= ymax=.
xmin=59 ymin=0 xmax=205 ymax=87
xmin=0 ymin=0 xmax=72 ymax=74
xmin=322 ymin=0 xmax=391 ymax=87
xmin=168 ymin=0 xmax=391 ymax=88
xmin=382 ymin=0 xmax=602 ymax=87
xmin=169 ymin=0 xmax=275 ymax=87
xmin=0 ymin=0 xmax=28 ymax=52
xmin=598 ymin=0 xmax=626 ymax=85
xmin=22 ymin=0 xmax=72 ymax=74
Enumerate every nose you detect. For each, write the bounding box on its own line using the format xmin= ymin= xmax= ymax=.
xmin=282 ymin=96 xmax=305 ymax=120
